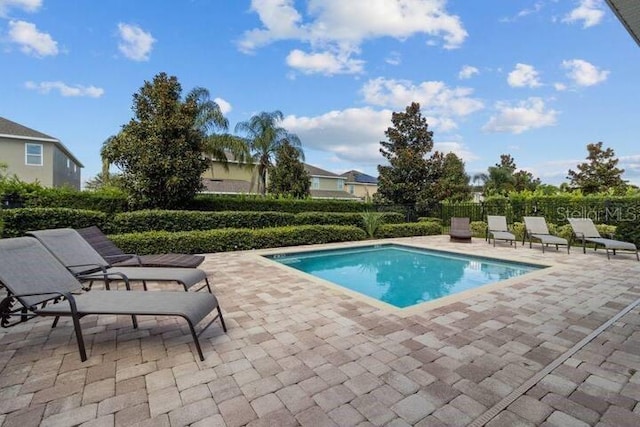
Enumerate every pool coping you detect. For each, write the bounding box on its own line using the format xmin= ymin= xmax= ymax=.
xmin=252 ymin=237 xmax=563 ymax=318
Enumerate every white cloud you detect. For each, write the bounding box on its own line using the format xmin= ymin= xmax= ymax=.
xmin=361 ymin=77 xmax=484 ymax=126
xmin=7 ymin=20 xmax=58 ymax=57
xmin=0 ymin=0 xmax=41 ymax=17
xmin=117 ymin=23 xmax=155 ymax=61
xmin=286 ymin=49 xmax=364 ymax=75
xmin=507 ymin=63 xmax=541 ymax=88
xmin=458 ymin=65 xmax=479 ymax=80
xmin=433 ymin=141 xmax=478 ymax=162
xmin=239 ymin=0 xmax=467 ymax=74
xmin=562 ymin=0 xmax=605 ymax=28
xmin=482 ymin=97 xmax=558 ymax=134
xmin=562 ymin=59 xmax=609 ymax=86
xmin=25 ymin=81 xmax=104 ymax=97
xmin=500 ymin=1 xmax=544 ymax=22
xmin=385 ymin=51 xmax=401 ymax=66
xmin=214 ymin=97 xmax=232 ymax=114
xmin=283 ymin=107 xmax=390 ymax=165
xmin=554 ymin=82 xmax=567 ymax=91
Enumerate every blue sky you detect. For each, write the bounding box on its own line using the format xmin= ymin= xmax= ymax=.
xmin=1 ymin=0 xmax=639 ymax=187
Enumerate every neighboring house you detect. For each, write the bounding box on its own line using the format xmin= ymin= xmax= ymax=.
xmin=0 ymin=117 xmax=83 ymax=190
xmin=304 ymin=164 xmax=360 ymax=200
xmin=340 ymin=170 xmax=378 ymax=200
xmin=201 ymin=155 xmax=361 ymax=200
xmin=201 ymin=152 xmax=256 ymax=194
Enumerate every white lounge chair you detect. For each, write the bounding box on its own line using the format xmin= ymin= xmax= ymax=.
xmin=523 ymin=216 xmax=569 ymax=254
xmin=568 ymin=218 xmax=638 ymax=260
xmin=487 ymin=216 xmax=516 ymax=248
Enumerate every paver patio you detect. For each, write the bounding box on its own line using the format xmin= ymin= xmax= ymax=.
xmin=1 ymin=235 xmax=639 ymax=426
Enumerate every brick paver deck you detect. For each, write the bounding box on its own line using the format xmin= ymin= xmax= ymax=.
xmin=1 ymin=235 xmax=639 ymax=426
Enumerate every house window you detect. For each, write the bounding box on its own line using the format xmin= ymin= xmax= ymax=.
xmin=349 ymin=184 xmax=354 ymax=194
xmin=337 ymin=179 xmax=344 ymax=190
xmin=25 ymin=143 xmax=43 ymax=166
xmin=67 ymin=158 xmax=71 ymax=168
xmin=312 ymin=177 xmax=320 ymax=189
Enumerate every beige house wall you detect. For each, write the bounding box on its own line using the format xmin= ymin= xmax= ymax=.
xmin=312 ymin=176 xmax=346 ymax=191
xmin=346 ymin=183 xmax=378 ymax=199
xmin=0 ymin=136 xmax=54 ymax=186
xmin=203 ymin=162 xmax=255 ymax=181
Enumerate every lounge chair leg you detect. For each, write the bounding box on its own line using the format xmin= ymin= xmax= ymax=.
xmin=217 ymin=306 xmax=227 ymax=332
xmin=188 ymin=323 xmax=205 ymax=361
xmin=52 ymin=316 xmax=60 ymax=328
xmin=142 ymin=280 xmax=148 ymax=291
xmin=606 ymin=249 xmax=611 ymax=260
xmin=131 ymin=315 xmax=138 ymax=329
xmin=205 ymin=278 xmax=212 ymax=293
xmin=71 ymin=314 xmax=87 ymax=362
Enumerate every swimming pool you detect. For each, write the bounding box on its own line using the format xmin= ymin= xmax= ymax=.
xmin=266 ymin=244 xmax=543 ymax=309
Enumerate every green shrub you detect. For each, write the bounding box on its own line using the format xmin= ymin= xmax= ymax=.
xmin=295 ymin=212 xmax=404 ymax=228
xmin=470 ymin=221 xmax=487 ymax=238
xmin=110 ymin=225 xmax=367 ymax=254
xmin=110 ymin=210 xmax=295 ymax=233
xmin=0 ymin=207 xmax=107 ymax=237
xmin=615 ymin=221 xmax=640 ymax=247
xmin=24 ymin=188 xmax=129 ymax=214
xmin=186 ymin=194 xmax=373 ymax=213
xmin=374 ymin=222 xmax=441 ymax=238
xmin=418 ymin=217 xmax=442 ymax=224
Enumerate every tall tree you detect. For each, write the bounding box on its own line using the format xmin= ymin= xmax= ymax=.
xmin=476 ymin=154 xmax=539 ymax=195
xmin=435 ymin=152 xmax=471 ymax=202
xmin=235 ymin=111 xmax=303 ymax=195
xmin=102 ymin=72 xmax=209 ymax=208
xmin=567 ymin=141 xmax=627 ymax=194
xmin=267 ymin=142 xmax=311 ymax=198
xmin=376 ymin=102 xmax=434 ymax=207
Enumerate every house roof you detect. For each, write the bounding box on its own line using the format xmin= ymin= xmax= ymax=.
xmin=606 ymin=0 xmax=640 ymax=46
xmin=304 ymin=163 xmax=344 ymax=178
xmin=0 ymin=116 xmax=84 ymax=167
xmin=340 ymin=170 xmax=378 ymax=185
xmin=201 ymin=179 xmax=254 ymax=194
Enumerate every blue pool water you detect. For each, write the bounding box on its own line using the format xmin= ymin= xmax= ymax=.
xmin=267 ymin=244 xmax=543 ymax=308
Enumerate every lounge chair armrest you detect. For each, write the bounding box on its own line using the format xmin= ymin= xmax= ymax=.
xmin=104 ymin=254 xmax=140 ymax=264
xmin=75 ymin=271 xmax=132 ymax=290
xmin=67 ymin=263 xmax=107 ymax=275
xmin=1 ymin=291 xmax=77 ymax=310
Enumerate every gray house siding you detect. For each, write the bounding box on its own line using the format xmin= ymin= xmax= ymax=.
xmin=53 ymin=146 xmax=81 ymax=189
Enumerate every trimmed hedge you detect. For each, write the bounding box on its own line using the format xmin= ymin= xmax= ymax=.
xmin=110 ymin=225 xmax=368 ymax=254
xmin=0 ymin=207 xmax=107 ymax=237
xmin=374 ymin=221 xmax=442 ymax=238
xmin=186 ymin=195 xmax=372 ymax=213
xmin=294 ymin=212 xmax=404 ymax=228
xmin=109 ymin=210 xmax=295 ymax=233
xmin=108 ymin=210 xmax=406 ymax=233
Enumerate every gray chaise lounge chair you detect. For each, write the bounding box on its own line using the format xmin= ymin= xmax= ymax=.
xmin=449 ymin=217 xmax=472 ymax=242
xmin=523 ymin=216 xmax=569 ymax=254
xmin=487 ymin=216 xmax=516 ymax=248
xmin=77 ymin=226 xmax=205 ymax=268
xmin=0 ymin=237 xmax=226 ymax=361
xmin=568 ymin=218 xmax=639 ymax=260
xmin=28 ymin=228 xmax=212 ymax=292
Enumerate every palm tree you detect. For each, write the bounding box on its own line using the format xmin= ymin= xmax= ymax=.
xmin=234 ymin=111 xmax=303 ymax=195
xmin=185 ymin=87 xmax=251 ymax=177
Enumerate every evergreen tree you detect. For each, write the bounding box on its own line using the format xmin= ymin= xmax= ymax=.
xmin=567 ymin=142 xmax=627 ymax=194
xmin=102 ymin=72 xmax=209 ymax=208
xmin=376 ymin=102 xmax=433 ymax=207
xmin=267 ymin=142 xmax=310 ymax=198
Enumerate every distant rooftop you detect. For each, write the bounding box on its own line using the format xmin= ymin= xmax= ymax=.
xmin=304 ymin=163 xmax=343 ymax=178
xmin=606 ymin=0 xmax=640 ymax=46
xmin=340 ymin=170 xmax=378 ymax=185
